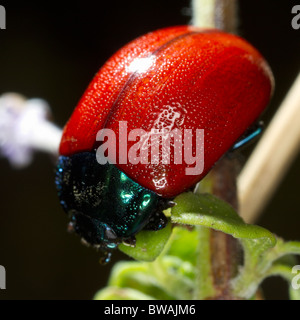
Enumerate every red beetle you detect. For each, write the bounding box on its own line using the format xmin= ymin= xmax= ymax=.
xmin=55 ymin=26 xmax=273 ymax=257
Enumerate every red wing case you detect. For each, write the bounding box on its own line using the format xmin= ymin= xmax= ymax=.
xmin=59 ymin=26 xmax=274 ymax=198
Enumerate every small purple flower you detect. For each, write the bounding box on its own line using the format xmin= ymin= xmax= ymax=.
xmin=0 ymin=93 xmax=62 ymax=168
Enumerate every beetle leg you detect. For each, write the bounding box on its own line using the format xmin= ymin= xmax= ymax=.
xmin=231 ymin=121 xmax=264 ymax=151
xmin=99 ymin=251 xmax=112 ymax=265
xmin=67 ymin=221 xmax=75 ymax=233
xmin=143 ymin=210 xmax=168 ymax=231
xmin=122 ymin=237 xmax=137 ymax=248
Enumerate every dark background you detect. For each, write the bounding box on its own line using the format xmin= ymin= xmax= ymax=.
xmin=0 ymin=0 xmax=299 ymax=300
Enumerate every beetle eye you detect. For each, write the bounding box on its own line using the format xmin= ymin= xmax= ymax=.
xmin=55 ymin=151 xmax=166 ymax=249
xmin=104 ymin=227 xmax=118 ymax=241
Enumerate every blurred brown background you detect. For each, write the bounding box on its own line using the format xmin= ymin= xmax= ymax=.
xmin=0 ymin=0 xmax=299 ymax=300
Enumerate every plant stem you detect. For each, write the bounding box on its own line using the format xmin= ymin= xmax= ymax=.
xmin=191 ymin=0 xmax=241 ymax=300
xmin=194 ymin=226 xmax=216 ymax=299
xmin=210 ymin=158 xmax=241 ymax=297
xmin=191 ymin=0 xmax=238 ymax=33
xmin=196 ymin=157 xmax=242 ymax=299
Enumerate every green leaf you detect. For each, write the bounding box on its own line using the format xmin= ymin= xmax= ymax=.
xmin=96 ymin=255 xmax=195 ymax=300
xmin=165 ymin=226 xmax=198 ymax=266
xmin=146 ymin=256 xmax=196 ymax=300
xmin=98 ymin=191 xmax=300 ymax=300
xmin=290 ymin=286 xmax=300 ymax=300
xmin=107 ymin=261 xmax=176 ymax=300
xmin=266 ymin=261 xmax=300 ymax=300
xmin=232 ymin=239 xmax=300 ymax=299
xmin=265 ymin=240 xmax=300 ymax=262
xmin=171 ymin=192 xmax=278 ymax=299
xmin=119 ymin=221 xmax=172 ymax=262
xmin=94 ymin=287 xmax=155 ymax=300
xmin=264 ymin=242 xmax=300 ymax=300
xmin=171 ymin=192 xmax=276 ymax=245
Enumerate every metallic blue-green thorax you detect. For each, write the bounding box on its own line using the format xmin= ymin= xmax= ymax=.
xmin=55 ymin=152 xmax=168 ymax=255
